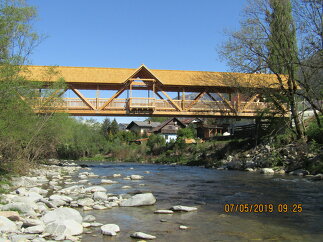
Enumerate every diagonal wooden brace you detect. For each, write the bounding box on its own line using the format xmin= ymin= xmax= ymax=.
xmin=71 ymin=86 xmax=96 ymax=110
xmin=216 ymin=93 xmax=237 ymax=113
xmin=157 ymin=88 xmax=182 ymax=111
xmin=185 ymin=91 xmax=206 ymax=111
xmin=99 ymin=83 xmax=128 ymax=110
xmin=240 ymin=94 xmax=259 ymax=112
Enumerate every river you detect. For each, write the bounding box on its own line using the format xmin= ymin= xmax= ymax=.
xmin=79 ymin=162 xmax=323 ymax=241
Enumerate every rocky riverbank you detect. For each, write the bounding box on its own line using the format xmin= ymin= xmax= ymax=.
xmin=0 ymin=163 xmax=197 ymax=241
xmin=217 ymin=142 xmax=323 ymax=179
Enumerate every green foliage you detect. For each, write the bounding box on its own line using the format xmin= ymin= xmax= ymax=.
xmin=177 ymin=125 xmax=196 ymax=140
xmin=147 ymin=134 xmax=166 ymax=155
xmin=306 ymin=116 xmax=323 ymax=144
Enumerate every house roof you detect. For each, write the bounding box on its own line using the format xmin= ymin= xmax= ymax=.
xmin=179 ymin=117 xmax=204 ymax=125
xmin=21 ymin=65 xmax=287 ymax=89
xmin=126 ymin=121 xmax=161 ymax=130
xmin=152 ymin=117 xmax=186 ymax=133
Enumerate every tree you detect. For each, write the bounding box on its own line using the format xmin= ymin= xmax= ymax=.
xmin=292 ymin=0 xmax=323 ymax=128
xmin=267 ymin=0 xmax=304 ymax=138
xmin=219 ymin=0 xmax=307 ymax=139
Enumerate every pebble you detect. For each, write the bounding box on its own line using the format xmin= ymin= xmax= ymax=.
xmin=171 ymin=205 xmax=198 ymax=212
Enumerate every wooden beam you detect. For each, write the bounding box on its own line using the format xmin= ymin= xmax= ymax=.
xmin=71 ymin=87 xmax=96 ymax=110
xmin=99 ymin=84 xmax=128 ymax=110
xmin=40 ymin=88 xmax=67 ymax=107
xmin=155 ymin=91 xmax=164 ymax=100
xmin=240 ymin=94 xmax=259 ymax=112
xmin=157 ymin=88 xmax=182 ymax=111
xmin=185 ymin=91 xmax=206 ymax=111
xmin=216 ymin=92 xmax=236 ymax=113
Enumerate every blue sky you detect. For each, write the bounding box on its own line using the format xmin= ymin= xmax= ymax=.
xmin=28 ymin=0 xmax=246 ymax=123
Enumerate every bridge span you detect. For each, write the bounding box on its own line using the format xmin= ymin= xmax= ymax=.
xmin=22 ymin=64 xmax=288 ymax=118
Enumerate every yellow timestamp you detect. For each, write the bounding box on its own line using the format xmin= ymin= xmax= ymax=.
xmin=224 ymin=203 xmax=303 ymax=213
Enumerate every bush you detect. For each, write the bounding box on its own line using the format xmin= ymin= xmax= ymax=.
xmin=306 ymin=116 xmax=323 ymax=144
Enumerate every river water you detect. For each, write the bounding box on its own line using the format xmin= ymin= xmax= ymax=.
xmin=79 ymin=162 xmax=323 ymax=241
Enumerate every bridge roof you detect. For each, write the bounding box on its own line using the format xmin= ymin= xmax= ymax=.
xmin=22 ymin=65 xmax=285 ymax=89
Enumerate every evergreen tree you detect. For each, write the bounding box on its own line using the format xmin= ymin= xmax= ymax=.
xmin=267 ymin=0 xmax=304 ymax=139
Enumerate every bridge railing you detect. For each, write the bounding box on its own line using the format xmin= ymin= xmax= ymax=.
xmin=33 ymin=97 xmax=275 ymax=114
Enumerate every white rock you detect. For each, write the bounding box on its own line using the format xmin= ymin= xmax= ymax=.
xmin=154 ymin=210 xmax=174 ymax=214
xmin=171 ymin=205 xmax=197 ymax=212
xmin=44 ymin=219 xmax=83 ymax=240
xmin=82 ymin=222 xmax=91 ymax=228
xmin=83 ymin=206 xmax=92 ymax=211
xmin=24 ymin=224 xmax=45 ymax=234
xmin=42 ymin=207 xmax=82 ymax=224
xmin=49 ymin=194 xmax=73 ymax=202
xmin=77 ymin=198 xmax=94 ymax=207
xmin=260 ymin=168 xmax=275 ymax=174
xmin=83 ymin=215 xmax=96 ymax=223
xmin=120 ymin=193 xmax=156 ymax=207
xmin=59 ymin=185 xmax=84 ymax=194
xmin=130 ymin=175 xmax=143 ymax=180
xmin=93 ymin=205 xmax=107 ymax=210
xmin=84 ymin=186 xmax=107 ymax=193
xmin=113 ymin=174 xmax=121 ymax=177
xmin=29 ymin=187 xmax=48 ymax=195
xmin=1 ymin=202 xmax=37 ymax=216
xmin=93 ymin=192 xmax=108 ymax=201
xmin=0 ymin=216 xmax=17 ymax=233
xmin=101 ymin=179 xmax=117 ymax=184
xmin=179 ymin=225 xmax=188 ymax=230
xmin=131 ymin=232 xmax=156 ymax=240
xmin=101 ymin=224 xmax=120 ymax=236
xmin=121 ymin=186 xmax=131 ymax=189
xmin=90 ymin=222 xmax=103 ymax=227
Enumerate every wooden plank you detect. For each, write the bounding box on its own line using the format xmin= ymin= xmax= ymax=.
xmin=216 ymin=93 xmax=236 ymax=113
xmin=185 ymin=91 xmax=206 ymax=111
xmin=99 ymin=84 xmax=128 ymax=110
xmin=71 ymin=87 xmax=96 ymax=110
xmin=240 ymin=94 xmax=259 ymax=112
xmin=157 ymin=88 xmax=182 ymax=111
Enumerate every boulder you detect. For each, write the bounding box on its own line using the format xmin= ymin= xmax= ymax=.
xmin=130 ymin=175 xmax=143 ymax=180
xmin=24 ymin=224 xmax=45 ymax=234
xmin=120 ymin=193 xmax=156 ymax=207
xmin=49 ymin=194 xmax=73 ymax=203
xmin=0 ymin=202 xmax=37 ymax=216
xmin=83 ymin=215 xmax=96 ymax=223
xmin=84 ymin=186 xmax=107 ymax=193
xmin=0 ymin=211 xmax=20 ymax=221
xmin=310 ymin=174 xmax=323 ymax=181
xmin=42 ymin=207 xmax=82 ymax=224
xmin=93 ymin=205 xmax=107 ymax=210
xmin=100 ymin=224 xmax=120 ymax=236
xmin=29 ymin=187 xmax=48 ymax=195
xmin=93 ymin=192 xmax=108 ymax=201
xmin=260 ymin=168 xmax=275 ymax=174
xmin=0 ymin=216 xmax=17 ymax=233
xmin=171 ymin=205 xmax=197 ymax=212
xmin=44 ymin=219 xmax=83 ymax=240
xmin=289 ymin=169 xmax=309 ymax=176
xmin=113 ymin=174 xmax=121 ymax=177
xmin=77 ymin=198 xmax=94 ymax=207
xmin=131 ymin=232 xmax=156 ymax=240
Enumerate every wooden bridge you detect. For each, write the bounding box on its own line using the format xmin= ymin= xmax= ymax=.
xmin=22 ymin=64 xmax=287 ymax=117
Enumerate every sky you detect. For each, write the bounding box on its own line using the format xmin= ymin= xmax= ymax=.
xmin=28 ymin=0 xmax=247 ymax=123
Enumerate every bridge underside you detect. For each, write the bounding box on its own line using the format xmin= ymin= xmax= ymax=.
xmin=27 ymin=65 xmax=287 ymax=118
